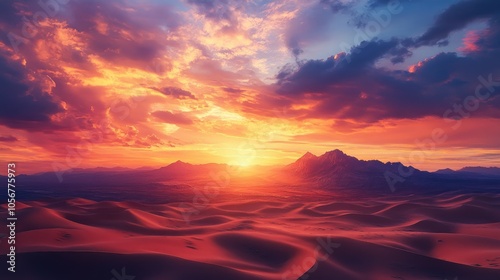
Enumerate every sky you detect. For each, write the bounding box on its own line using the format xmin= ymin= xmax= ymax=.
xmin=1 ymin=0 xmax=500 ymax=174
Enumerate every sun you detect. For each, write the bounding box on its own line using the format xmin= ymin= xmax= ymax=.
xmin=229 ymin=157 xmax=254 ymax=167
xmin=222 ymin=145 xmax=257 ymax=167
xmin=227 ymin=152 xmax=256 ymax=167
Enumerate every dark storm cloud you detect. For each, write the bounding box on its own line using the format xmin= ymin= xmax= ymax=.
xmin=474 ymin=16 xmax=500 ymax=51
xmin=0 ymin=1 xmax=22 ymax=26
xmin=412 ymin=52 xmax=465 ymax=83
xmin=388 ymin=44 xmax=412 ymax=63
xmin=0 ymin=53 xmax=63 ymax=126
xmin=413 ymin=0 xmax=500 ymax=47
xmin=266 ymin=0 xmax=500 ymax=124
xmin=274 ymin=30 xmax=500 ymax=123
xmin=277 ymin=39 xmax=400 ymax=95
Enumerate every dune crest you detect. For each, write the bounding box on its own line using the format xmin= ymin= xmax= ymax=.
xmin=1 ymin=193 xmax=500 ymax=279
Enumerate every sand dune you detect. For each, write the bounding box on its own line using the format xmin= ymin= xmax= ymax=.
xmin=1 ymin=193 xmax=500 ymax=279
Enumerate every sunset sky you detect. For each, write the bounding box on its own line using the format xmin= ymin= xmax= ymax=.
xmin=1 ymin=0 xmax=500 ymax=174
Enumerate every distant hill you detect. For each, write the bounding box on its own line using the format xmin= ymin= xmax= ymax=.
xmin=434 ymin=168 xmax=455 ymax=175
xmin=459 ymin=167 xmax=500 ymax=176
xmin=435 ymin=167 xmax=500 ymax=177
xmin=3 ymin=149 xmax=499 ymax=201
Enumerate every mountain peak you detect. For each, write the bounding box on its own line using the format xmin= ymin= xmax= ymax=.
xmin=168 ymin=160 xmax=192 ymax=167
xmin=299 ymin=151 xmax=317 ymax=160
xmin=288 ymin=151 xmax=319 ymax=171
xmin=435 ymin=168 xmax=455 ymax=174
xmin=321 ymin=149 xmax=348 ymax=159
xmin=324 ymin=149 xmax=345 ymax=155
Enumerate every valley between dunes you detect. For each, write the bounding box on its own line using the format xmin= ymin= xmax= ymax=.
xmin=1 ymin=193 xmax=500 ymax=280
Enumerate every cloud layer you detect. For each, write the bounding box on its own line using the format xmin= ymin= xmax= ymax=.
xmin=1 ymin=0 xmax=499 ymax=172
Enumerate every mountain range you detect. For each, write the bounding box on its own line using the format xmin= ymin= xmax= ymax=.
xmin=4 ymin=149 xmax=500 ymax=201
xmin=436 ymin=166 xmax=500 ymax=177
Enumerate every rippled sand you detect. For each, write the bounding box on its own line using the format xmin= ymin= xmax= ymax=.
xmin=1 ymin=193 xmax=500 ymax=279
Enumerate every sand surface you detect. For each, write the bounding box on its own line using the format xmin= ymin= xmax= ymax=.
xmin=1 ymin=194 xmax=500 ymax=279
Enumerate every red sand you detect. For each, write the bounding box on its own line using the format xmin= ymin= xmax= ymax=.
xmin=1 ymin=194 xmax=500 ymax=279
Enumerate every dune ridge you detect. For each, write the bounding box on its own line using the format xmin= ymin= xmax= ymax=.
xmin=1 ymin=194 xmax=500 ymax=279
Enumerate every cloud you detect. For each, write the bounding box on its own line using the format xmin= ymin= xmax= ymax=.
xmin=0 ymin=135 xmax=18 ymax=142
xmin=284 ymin=1 xmax=352 ymax=58
xmin=149 ymin=86 xmax=197 ymax=99
xmin=1 ymin=0 xmax=499 ymax=172
xmin=222 ymin=87 xmax=245 ymax=94
xmin=272 ymin=28 xmax=500 ymax=123
xmin=187 ymin=0 xmax=244 ymax=34
xmin=54 ymin=0 xmax=184 ymax=72
xmin=366 ymin=0 xmax=411 ymax=8
xmin=413 ymin=0 xmax=500 ymax=47
xmin=276 ymin=39 xmax=401 ymax=95
xmin=186 ymin=57 xmax=249 ymax=86
xmin=187 ymin=0 xmax=235 ymax=22
xmin=109 ymin=125 xmax=167 ymax=148
xmin=0 ymin=47 xmax=63 ymax=127
xmin=151 ymin=111 xmax=194 ymax=125
xmin=0 ymin=0 xmax=189 ymax=132
xmin=459 ymin=30 xmax=481 ymax=53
